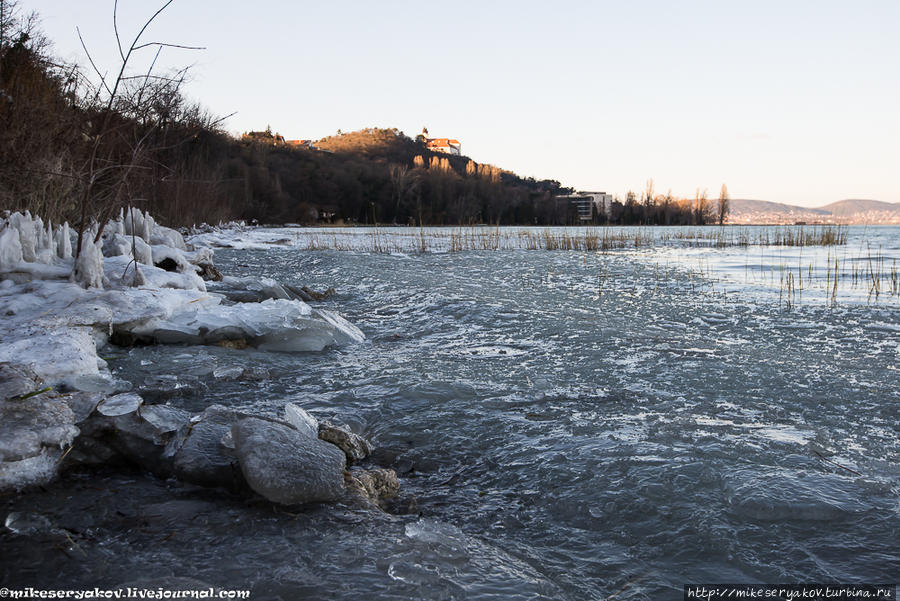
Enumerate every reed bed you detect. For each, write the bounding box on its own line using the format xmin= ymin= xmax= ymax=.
xmin=291 ymin=224 xmax=896 ymax=305
xmin=291 ymin=224 xmax=850 ymax=254
xmin=734 ymin=243 xmax=899 ymax=308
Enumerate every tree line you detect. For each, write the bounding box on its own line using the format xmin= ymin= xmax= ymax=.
xmin=600 ymin=181 xmax=729 ymax=226
xmin=0 ymin=1 xmax=727 ymax=235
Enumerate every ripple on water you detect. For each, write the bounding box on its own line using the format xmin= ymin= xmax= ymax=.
xmin=6 ymin=239 xmax=899 ymax=598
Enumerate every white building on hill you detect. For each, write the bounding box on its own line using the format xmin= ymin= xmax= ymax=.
xmin=425 ymin=137 xmax=462 ymax=156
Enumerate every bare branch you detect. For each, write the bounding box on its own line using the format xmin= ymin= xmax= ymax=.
xmin=124 ymin=0 xmax=176 ymax=60
xmin=119 ymin=73 xmax=184 ymax=82
xmin=133 ymin=41 xmax=205 ymax=51
xmin=76 ymin=26 xmax=112 ymax=97
xmin=113 ymin=0 xmax=125 ymax=63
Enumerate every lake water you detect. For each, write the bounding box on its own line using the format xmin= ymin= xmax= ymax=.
xmin=2 ymin=226 xmax=898 ymax=599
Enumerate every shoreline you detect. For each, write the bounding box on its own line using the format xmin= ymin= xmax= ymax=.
xmin=0 ymin=211 xmax=392 ymax=509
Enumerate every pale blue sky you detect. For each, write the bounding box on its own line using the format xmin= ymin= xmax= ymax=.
xmin=30 ymin=0 xmax=900 ymax=207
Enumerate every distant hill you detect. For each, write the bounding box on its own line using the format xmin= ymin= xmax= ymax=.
xmin=819 ymin=199 xmax=899 ymax=216
xmin=728 ymin=198 xmax=900 ymax=225
xmin=730 ymin=199 xmax=828 ymax=216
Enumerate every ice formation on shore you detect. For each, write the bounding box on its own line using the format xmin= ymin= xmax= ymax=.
xmin=0 ymin=210 xmax=366 ymax=491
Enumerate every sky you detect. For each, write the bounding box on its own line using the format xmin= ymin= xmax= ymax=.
xmin=28 ymin=0 xmax=900 ymax=207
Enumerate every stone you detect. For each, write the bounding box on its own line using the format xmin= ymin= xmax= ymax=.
xmin=284 ymin=403 xmax=318 ymax=440
xmin=0 ymin=396 xmax=78 ymax=463
xmin=345 ymin=468 xmax=400 ymax=508
xmin=62 ymin=391 xmax=104 ymax=423
xmin=296 ymin=286 xmax=336 ymax=302
xmin=170 ymin=405 xmax=244 ymax=489
xmin=0 ymin=394 xmax=78 ymax=491
xmin=318 ymin=421 xmax=373 ymax=465
xmin=97 ymin=392 xmax=143 ymax=416
xmin=196 ymin=262 xmax=223 ymax=281
xmin=66 ymin=403 xmax=190 ymax=474
xmin=0 ymin=363 xmax=41 ymax=400
xmin=232 ymin=417 xmax=346 ymax=505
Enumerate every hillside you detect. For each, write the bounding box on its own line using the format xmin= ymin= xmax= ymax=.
xmin=235 ymin=128 xmax=573 ymax=225
xmin=728 ymin=198 xmax=900 ymax=225
xmin=0 ymin=5 xmax=575 ymax=229
xmin=820 ymin=199 xmax=900 ymax=216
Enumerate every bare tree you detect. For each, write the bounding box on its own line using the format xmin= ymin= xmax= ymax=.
xmin=643 ymin=178 xmax=654 ymax=223
xmin=73 ymin=0 xmax=203 ymax=266
xmin=717 ymin=183 xmax=729 ymax=225
xmin=694 ymin=188 xmax=709 ymax=225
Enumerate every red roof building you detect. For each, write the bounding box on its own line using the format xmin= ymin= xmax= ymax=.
xmin=425 ymin=137 xmax=461 ymax=156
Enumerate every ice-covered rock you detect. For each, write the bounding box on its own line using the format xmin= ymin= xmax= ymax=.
xmin=97 ymin=392 xmax=143 ymax=416
xmin=210 ymin=276 xmax=303 ymax=304
xmin=0 ymin=363 xmax=41 ymax=400
xmin=148 ymin=218 xmax=187 ymax=250
xmin=210 ymin=276 xmax=335 ymax=304
xmin=0 ymin=453 xmax=61 ymax=492
xmin=102 ymin=233 xmax=153 ymax=266
xmin=140 ymin=404 xmax=190 ymax=434
xmin=0 ymin=392 xmax=78 ymax=491
xmin=0 ymin=210 xmax=369 ymax=498
xmin=319 ymin=421 xmax=373 ymax=464
xmin=122 ymin=298 xmax=364 ymax=351
xmin=60 ymin=391 xmax=105 ymax=423
xmin=102 ymin=232 xmax=131 ymax=258
xmin=0 ymin=326 xmax=101 ymax=384
xmin=284 ymin=403 xmax=319 ymax=440
xmin=0 ymin=396 xmax=78 ymax=462
xmin=152 ymin=243 xmax=194 ymax=273
xmin=103 ymin=255 xmax=206 ymax=291
xmin=69 ymin=402 xmax=190 ymax=474
xmin=4 ymin=511 xmax=57 ymax=535
xmin=170 ymin=405 xmax=244 ymax=489
xmin=232 ymin=417 xmax=346 ymax=504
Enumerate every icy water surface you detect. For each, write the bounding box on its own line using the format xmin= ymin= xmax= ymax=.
xmin=3 ymin=229 xmax=899 ymax=599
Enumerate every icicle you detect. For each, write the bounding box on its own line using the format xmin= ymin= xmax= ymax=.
xmin=9 ymin=212 xmax=37 ymax=262
xmin=44 ymin=219 xmax=53 ymax=250
xmin=72 ymin=238 xmax=104 ymax=289
xmin=141 ymin=210 xmax=152 ymax=242
xmin=57 ymin=223 xmax=72 ymax=260
xmin=0 ymin=225 xmax=24 ymax=270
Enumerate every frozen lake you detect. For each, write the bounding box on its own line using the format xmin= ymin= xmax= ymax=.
xmin=3 ymin=225 xmax=898 ymax=599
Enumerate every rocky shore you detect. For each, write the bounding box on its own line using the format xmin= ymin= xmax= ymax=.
xmin=0 ymin=210 xmax=397 ymax=510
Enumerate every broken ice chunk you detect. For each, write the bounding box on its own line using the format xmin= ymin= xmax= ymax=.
xmin=97 ymin=392 xmax=143 ymax=416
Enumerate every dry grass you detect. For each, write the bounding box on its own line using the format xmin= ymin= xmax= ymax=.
xmin=290 ymin=224 xmax=850 ymax=255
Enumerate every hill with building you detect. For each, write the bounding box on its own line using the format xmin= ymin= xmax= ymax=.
xmin=232 ymin=127 xmax=571 ymax=225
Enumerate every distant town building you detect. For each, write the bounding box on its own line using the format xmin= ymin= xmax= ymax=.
xmin=556 ymin=191 xmax=613 ymax=222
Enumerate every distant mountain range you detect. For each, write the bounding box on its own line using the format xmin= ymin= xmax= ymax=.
xmin=728 ymin=198 xmax=900 ymax=225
